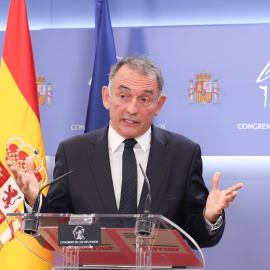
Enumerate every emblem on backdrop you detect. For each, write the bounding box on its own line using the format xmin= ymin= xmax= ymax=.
xmin=36 ymin=73 xmax=53 ymax=106
xmin=256 ymin=61 xmax=270 ymax=108
xmin=188 ymin=70 xmax=219 ymax=104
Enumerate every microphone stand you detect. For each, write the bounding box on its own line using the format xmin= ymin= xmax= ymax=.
xmin=135 ymin=164 xmax=154 ymax=236
xmin=22 ymin=171 xmax=73 ymax=236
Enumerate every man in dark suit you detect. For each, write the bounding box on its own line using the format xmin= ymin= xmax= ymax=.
xmin=8 ymin=55 xmax=243 ymax=248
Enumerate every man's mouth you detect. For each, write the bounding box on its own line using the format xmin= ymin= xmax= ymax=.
xmin=124 ymin=119 xmax=138 ymax=124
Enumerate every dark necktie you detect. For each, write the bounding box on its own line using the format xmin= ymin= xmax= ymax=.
xmin=119 ymin=138 xmax=137 ymax=214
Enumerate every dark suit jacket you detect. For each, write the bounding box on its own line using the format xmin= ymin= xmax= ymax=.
xmin=41 ymin=125 xmax=225 ymax=248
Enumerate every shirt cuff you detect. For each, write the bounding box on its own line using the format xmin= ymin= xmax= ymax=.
xmin=24 ymin=194 xmax=43 ymax=213
xmin=203 ymin=208 xmax=224 ymax=234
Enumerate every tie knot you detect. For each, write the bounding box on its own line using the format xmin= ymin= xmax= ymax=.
xmin=124 ymin=138 xmax=137 ymax=149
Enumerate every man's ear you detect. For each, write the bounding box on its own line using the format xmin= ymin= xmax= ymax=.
xmin=154 ymin=95 xmax=167 ymax=116
xmin=102 ymin=86 xmax=110 ymax=110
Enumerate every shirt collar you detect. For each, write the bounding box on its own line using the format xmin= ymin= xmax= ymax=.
xmin=108 ymin=123 xmax=151 ymax=153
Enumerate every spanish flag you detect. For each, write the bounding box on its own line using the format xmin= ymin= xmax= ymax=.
xmin=0 ymin=0 xmax=53 ymax=269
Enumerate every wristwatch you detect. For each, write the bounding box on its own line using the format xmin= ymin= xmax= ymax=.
xmin=204 ymin=208 xmax=225 ymax=231
xmin=211 ymin=210 xmax=224 ymax=230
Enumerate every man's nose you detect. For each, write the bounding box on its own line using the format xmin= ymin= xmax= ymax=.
xmin=126 ymin=98 xmax=139 ymax=114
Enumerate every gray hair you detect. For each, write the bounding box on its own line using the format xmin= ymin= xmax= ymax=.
xmin=108 ymin=55 xmax=164 ymax=98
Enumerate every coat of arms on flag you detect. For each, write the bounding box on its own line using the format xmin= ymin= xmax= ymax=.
xmin=0 ymin=160 xmax=23 ymax=222
xmin=188 ymin=70 xmax=220 ymax=104
xmin=0 ymin=137 xmax=48 ymax=251
xmin=0 ymin=160 xmax=23 ymax=251
xmin=5 ymin=137 xmax=48 ymax=186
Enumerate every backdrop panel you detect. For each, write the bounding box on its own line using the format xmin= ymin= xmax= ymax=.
xmin=1 ymin=25 xmax=269 ymax=156
xmin=1 ymin=24 xmax=270 ymax=270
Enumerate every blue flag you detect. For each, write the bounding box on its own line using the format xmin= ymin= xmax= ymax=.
xmin=85 ymin=0 xmax=117 ymax=133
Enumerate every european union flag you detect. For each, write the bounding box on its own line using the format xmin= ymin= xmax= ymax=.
xmin=85 ymin=0 xmax=116 ymax=133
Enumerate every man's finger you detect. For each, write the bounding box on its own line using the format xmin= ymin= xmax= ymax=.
xmin=25 ymin=156 xmax=34 ymax=174
xmin=16 ymin=171 xmax=24 ymax=189
xmin=9 ymin=165 xmax=19 ymax=179
xmin=228 ymin=190 xmax=239 ymax=202
xmin=6 ymin=160 xmax=19 ymax=179
xmin=225 ymin=183 xmax=244 ymax=196
xmin=211 ymin=172 xmax=221 ymax=191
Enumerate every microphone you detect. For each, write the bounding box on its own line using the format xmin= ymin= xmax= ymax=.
xmin=135 ymin=164 xmax=154 ymax=236
xmin=22 ymin=170 xmax=73 ymax=236
xmin=139 ymin=163 xmax=151 ymax=215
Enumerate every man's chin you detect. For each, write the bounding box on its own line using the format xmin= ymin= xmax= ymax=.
xmin=118 ymin=127 xmax=142 ymax=139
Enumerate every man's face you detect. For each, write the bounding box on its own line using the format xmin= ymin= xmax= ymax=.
xmin=102 ymin=66 xmax=166 ymax=139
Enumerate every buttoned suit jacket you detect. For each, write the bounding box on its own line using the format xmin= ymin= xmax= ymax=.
xmin=41 ymin=125 xmax=225 ymax=248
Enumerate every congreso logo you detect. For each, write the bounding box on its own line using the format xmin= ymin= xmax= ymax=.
xmin=188 ymin=70 xmax=220 ymax=104
xmin=71 ymin=124 xmax=85 ymax=131
xmin=237 ymin=123 xmax=270 ymax=130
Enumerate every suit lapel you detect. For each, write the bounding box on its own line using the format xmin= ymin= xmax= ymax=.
xmin=138 ymin=126 xmax=171 ymax=213
xmin=87 ymin=126 xmax=118 ymax=214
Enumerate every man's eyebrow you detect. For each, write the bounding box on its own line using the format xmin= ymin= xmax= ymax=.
xmin=117 ymin=85 xmax=154 ymax=95
xmin=118 ymin=84 xmax=130 ymax=90
xmin=144 ymin=89 xmax=154 ymax=95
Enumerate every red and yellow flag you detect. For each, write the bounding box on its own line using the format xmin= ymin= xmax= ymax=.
xmin=0 ymin=0 xmax=53 ymax=269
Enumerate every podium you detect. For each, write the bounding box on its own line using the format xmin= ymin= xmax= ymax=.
xmin=6 ymin=213 xmax=205 ymax=270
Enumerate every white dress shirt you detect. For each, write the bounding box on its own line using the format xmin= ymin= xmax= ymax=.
xmin=108 ymin=124 xmax=151 ymax=210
